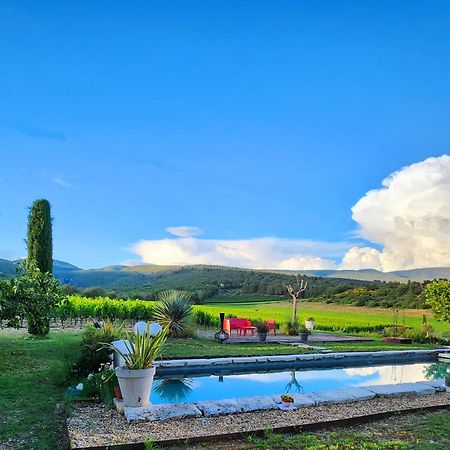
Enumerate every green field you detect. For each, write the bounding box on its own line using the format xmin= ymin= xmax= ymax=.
xmin=196 ymin=300 xmax=450 ymax=333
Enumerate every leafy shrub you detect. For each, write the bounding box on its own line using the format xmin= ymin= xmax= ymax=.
xmin=153 ymin=290 xmax=194 ymax=338
xmin=282 ymin=320 xmax=308 ymax=336
xmin=82 ymin=362 xmax=117 ymax=404
xmin=12 ymin=260 xmax=64 ymax=336
xmin=425 ymin=280 xmax=450 ymax=323
xmin=255 ymin=321 xmax=270 ymax=334
xmin=72 ymin=321 xmax=125 ymax=375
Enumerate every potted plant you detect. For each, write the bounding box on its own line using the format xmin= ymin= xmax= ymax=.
xmin=107 ymin=328 xmax=166 ymax=407
xmin=305 ymin=317 xmax=315 ymax=331
xmin=255 ymin=322 xmax=270 ymax=342
xmin=299 ymin=324 xmax=310 ymax=341
xmin=280 ymin=394 xmax=295 ymax=408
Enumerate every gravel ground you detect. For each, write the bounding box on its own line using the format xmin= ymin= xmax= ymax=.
xmin=67 ymin=392 xmax=450 ymax=448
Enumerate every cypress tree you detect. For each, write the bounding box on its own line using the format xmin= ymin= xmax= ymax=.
xmin=27 ymin=199 xmax=53 ymax=274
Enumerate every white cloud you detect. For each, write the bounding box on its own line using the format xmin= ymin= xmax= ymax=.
xmin=340 ymin=247 xmax=383 ymax=270
xmin=53 ymin=176 xmax=73 ymax=188
xmin=131 ymin=237 xmax=347 ymax=270
xmin=341 ymin=154 xmax=450 ymax=271
xmin=166 ymin=226 xmax=203 ymax=237
xmin=131 ymin=155 xmax=450 ymax=272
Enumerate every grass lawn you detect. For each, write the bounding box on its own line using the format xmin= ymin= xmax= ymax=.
xmin=210 ymin=409 xmax=450 ymax=450
xmin=197 ymin=300 xmax=450 ymax=333
xmin=0 ymin=331 xmax=81 ymax=450
xmin=162 ymin=335 xmax=440 ymax=359
xmin=0 ymin=330 xmax=446 ymax=449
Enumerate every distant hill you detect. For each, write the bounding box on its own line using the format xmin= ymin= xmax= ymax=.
xmin=2 ymin=258 xmax=450 ymax=292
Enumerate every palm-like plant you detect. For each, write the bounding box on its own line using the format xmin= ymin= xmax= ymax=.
xmin=153 ymin=290 xmax=193 ymax=338
xmin=108 ymin=328 xmax=167 ymax=370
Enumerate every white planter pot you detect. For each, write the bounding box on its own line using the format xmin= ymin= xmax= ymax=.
xmin=305 ymin=320 xmax=315 ymax=331
xmin=115 ymin=366 xmax=156 ymax=407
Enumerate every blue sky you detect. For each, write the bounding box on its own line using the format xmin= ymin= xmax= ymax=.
xmin=1 ymin=1 xmax=450 ymax=270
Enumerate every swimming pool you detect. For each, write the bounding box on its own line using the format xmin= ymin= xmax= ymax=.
xmin=150 ymin=361 xmax=448 ymax=405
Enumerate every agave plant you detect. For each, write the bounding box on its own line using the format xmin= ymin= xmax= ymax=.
xmin=108 ymin=328 xmax=167 ymax=370
xmin=153 ymin=290 xmax=193 ymax=338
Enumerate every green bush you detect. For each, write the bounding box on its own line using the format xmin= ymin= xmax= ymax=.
xmin=12 ymin=260 xmax=64 ymax=336
xmin=72 ymin=322 xmax=125 ymax=375
xmin=425 ymin=280 xmax=450 ymax=323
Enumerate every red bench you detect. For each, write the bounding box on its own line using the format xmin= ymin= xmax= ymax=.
xmin=223 ymin=318 xmax=256 ymax=336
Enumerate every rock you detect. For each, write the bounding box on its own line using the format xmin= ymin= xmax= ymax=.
xmin=195 ymin=399 xmax=241 ymax=416
xmin=113 ymin=398 xmax=124 ymax=414
xmin=231 ymin=357 xmax=258 ymax=364
xmin=124 ymin=403 xmax=202 ymax=422
xmin=364 ymin=382 xmax=436 ymax=397
xmin=235 ymin=395 xmax=277 ymax=412
xmin=338 ymin=387 xmax=376 ymax=401
xmin=306 ymin=389 xmax=357 ymax=404
xmin=271 ymin=393 xmax=315 ymax=408
xmin=416 ymin=380 xmax=447 ymax=392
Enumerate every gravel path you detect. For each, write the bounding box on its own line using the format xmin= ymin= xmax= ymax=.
xmin=67 ymin=392 xmax=450 ymax=448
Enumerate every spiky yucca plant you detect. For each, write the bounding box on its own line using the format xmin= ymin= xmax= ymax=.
xmin=153 ymin=290 xmax=193 ymax=338
xmin=109 ymin=328 xmax=167 ymax=370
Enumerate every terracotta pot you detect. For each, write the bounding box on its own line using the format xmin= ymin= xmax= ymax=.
xmin=282 ymin=400 xmax=294 ymax=408
xmin=115 ymin=366 xmax=156 ymax=407
xmin=114 ymin=386 xmax=123 ymax=400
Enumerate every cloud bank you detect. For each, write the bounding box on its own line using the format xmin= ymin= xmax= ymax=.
xmin=342 ymin=154 xmax=450 ymax=271
xmin=129 ymin=155 xmax=450 ymax=271
xmin=131 ymin=237 xmax=349 ymax=270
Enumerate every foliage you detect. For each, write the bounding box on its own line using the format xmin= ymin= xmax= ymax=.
xmin=255 ymin=321 xmax=270 ymax=334
xmin=12 ymin=260 xmax=64 ymax=336
xmin=282 ymin=320 xmax=306 ymax=336
xmin=108 ymin=328 xmax=167 ymax=370
xmin=153 ymin=290 xmax=194 ymax=338
xmin=82 ymin=361 xmax=117 ymax=404
xmin=0 ymin=278 xmax=25 ymax=328
xmin=60 ymin=296 xmax=154 ymax=322
xmin=425 ymin=280 xmax=450 ymax=323
xmin=27 ymin=198 xmax=53 ymax=274
xmin=72 ymin=321 xmax=125 ymax=375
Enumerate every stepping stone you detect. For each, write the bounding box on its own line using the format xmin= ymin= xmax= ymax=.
xmin=270 ymin=393 xmax=315 ymax=408
xmin=339 ymin=387 xmax=376 ymax=401
xmin=416 ymin=380 xmax=447 ymax=392
xmin=235 ymin=395 xmax=277 ymax=412
xmin=196 ymin=399 xmax=241 ymax=416
xmin=306 ymin=389 xmax=357 ymax=404
xmin=364 ymin=382 xmax=435 ymax=397
xmin=125 ymin=403 xmax=202 ymax=422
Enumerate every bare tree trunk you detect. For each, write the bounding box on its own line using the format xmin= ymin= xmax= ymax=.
xmin=291 ymin=297 xmax=298 ymax=325
xmin=286 ymin=276 xmax=308 ymax=326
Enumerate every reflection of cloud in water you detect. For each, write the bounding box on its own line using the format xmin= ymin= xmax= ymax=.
xmin=345 ymin=363 xmax=429 ymax=386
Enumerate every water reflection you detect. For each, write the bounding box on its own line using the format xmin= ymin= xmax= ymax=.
xmin=425 ymin=362 xmax=450 ymax=380
xmin=151 ymin=361 xmax=442 ymax=405
xmin=153 ymin=378 xmax=194 ymax=402
xmin=284 ymin=370 xmax=304 ymax=393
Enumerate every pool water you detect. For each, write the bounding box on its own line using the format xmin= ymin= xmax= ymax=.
xmin=150 ymin=361 xmax=447 ymax=404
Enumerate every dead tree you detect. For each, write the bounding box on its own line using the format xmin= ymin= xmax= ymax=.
xmin=286 ymin=276 xmax=308 ymax=326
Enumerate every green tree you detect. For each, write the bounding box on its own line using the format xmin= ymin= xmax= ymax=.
xmin=27 ymin=199 xmax=53 ymax=274
xmin=13 ymin=260 xmax=64 ymax=336
xmin=425 ymin=280 xmax=450 ymax=324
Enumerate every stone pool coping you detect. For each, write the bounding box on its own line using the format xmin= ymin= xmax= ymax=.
xmin=154 ymin=348 xmax=450 ymax=375
xmin=115 ymin=379 xmax=449 ymax=422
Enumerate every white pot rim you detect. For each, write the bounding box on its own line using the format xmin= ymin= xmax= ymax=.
xmin=115 ymin=366 xmax=156 ymax=378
